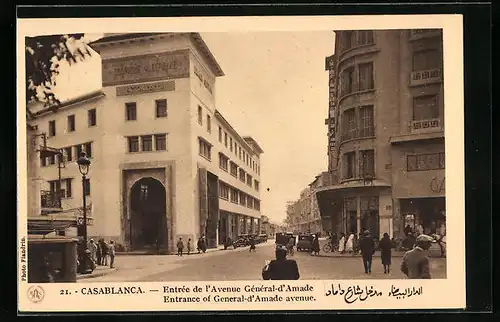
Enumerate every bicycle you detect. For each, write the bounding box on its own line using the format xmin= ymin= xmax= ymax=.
xmin=287 ymin=245 xmax=295 ymax=257
xmin=322 ymin=241 xmax=338 ymax=253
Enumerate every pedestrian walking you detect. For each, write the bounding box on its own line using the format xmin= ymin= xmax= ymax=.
xmin=99 ymin=239 xmax=108 ymax=266
xmin=338 ymin=233 xmax=346 ymax=253
xmin=108 ymin=240 xmax=116 ymax=268
xmin=187 ymin=238 xmax=192 ymax=255
xmin=249 ymin=236 xmax=256 ymax=252
xmin=177 ymin=237 xmax=184 ymax=256
xmin=286 ymin=236 xmax=295 ymax=256
xmin=262 ymin=245 xmax=300 ymax=280
xmin=379 ymin=232 xmax=392 ymax=274
xmin=359 ymin=230 xmax=375 ymax=274
xmin=311 ymin=235 xmax=320 ymax=256
xmin=400 ymin=234 xmax=433 ymax=279
xmin=345 ymin=232 xmax=355 ymax=253
xmin=201 ymin=236 xmax=207 ymax=253
xmin=96 ymin=241 xmax=102 ymax=266
xmin=88 ymin=239 xmax=98 ymax=264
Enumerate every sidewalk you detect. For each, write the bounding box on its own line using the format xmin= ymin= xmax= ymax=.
xmin=316 ymin=244 xmax=445 ymax=258
xmin=77 ymin=265 xmax=118 ymax=280
xmin=78 ymin=242 xmax=275 ymax=282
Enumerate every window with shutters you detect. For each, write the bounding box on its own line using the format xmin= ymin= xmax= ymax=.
xmin=126 ymin=102 xmax=137 ymax=121
xmin=230 ymin=161 xmax=238 ymax=177
xmin=67 ymin=115 xmax=75 ymax=132
xmin=64 ymin=147 xmax=72 ymax=162
xmin=128 ymin=136 xmax=139 ymax=152
xmin=230 ymin=187 xmax=239 ymax=204
xmin=412 ymin=49 xmax=441 ymax=71
xmin=407 ymin=152 xmax=445 ymax=171
xmin=239 ymin=191 xmax=247 ymax=206
xmin=359 ymin=150 xmax=375 ymax=177
xmin=156 ymin=100 xmax=168 ymax=118
xmin=413 ymin=95 xmax=439 ymax=121
xmin=155 ymin=134 xmax=167 ymax=151
xmin=64 ymin=178 xmax=72 ymax=198
xmin=343 ymin=152 xmax=356 ymax=179
xmin=198 ymin=138 xmax=212 ymax=160
xmin=49 ymin=120 xmax=56 ymax=137
xmin=84 ymin=142 xmax=93 ymax=158
xmin=239 ymin=169 xmax=246 ymax=182
xmin=218 ymin=182 xmax=229 ymax=200
xmin=357 ymin=30 xmax=375 ymax=46
xmin=88 ymin=109 xmax=97 ymax=126
xmin=198 ymin=105 xmax=203 ymax=125
xmin=341 ymin=109 xmax=357 ymax=141
xmin=141 ymin=135 xmax=153 ymax=152
xmin=340 ymin=67 xmax=355 ymax=97
xmin=219 ymin=153 xmax=229 ymax=171
xmin=358 ymin=63 xmax=374 ymax=91
xmin=359 ymin=105 xmax=374 ymax=137
xmin=246 ymin=174 xmax=253 ymax=187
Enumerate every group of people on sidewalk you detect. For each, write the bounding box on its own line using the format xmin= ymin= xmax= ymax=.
xmin=86 ymin=238 xmax=116 ymax=269
xmin=262 ymin=229 xmax=434 ymax=280
xmin=176 ymin=236 xmax=208 ymax=256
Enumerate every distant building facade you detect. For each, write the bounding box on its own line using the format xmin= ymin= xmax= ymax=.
xmin=285 ymin=187 xmax=324 ymax=235
xmin=27 ymin=33 xmax=264 ymax=253
xmin=317 ymin=29 xmax=445 ymax=239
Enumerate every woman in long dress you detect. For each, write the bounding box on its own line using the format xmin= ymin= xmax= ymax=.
xmin=338 ymin=233 xmax=345 ymax=253
xmin=345 ymin=232 xmax=355 ymax=253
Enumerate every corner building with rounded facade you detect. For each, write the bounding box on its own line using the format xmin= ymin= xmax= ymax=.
xmin=29 ymin=33 xmax=263 ymax=254
xmin=316 ymin=29 xmax=446 ymax=239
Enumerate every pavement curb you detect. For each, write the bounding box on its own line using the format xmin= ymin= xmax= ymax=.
xmin=77 ymin=268 xmax=119 ymax=280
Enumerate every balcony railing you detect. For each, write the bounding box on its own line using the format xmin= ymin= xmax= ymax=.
xmin=411 ymin=118 xmax=441 ymax=133
xmin=41 ymin=190 xmax=62 ymax=209
xmin=340 ymin=127 xmax=375 ymax=142
xmin=410 ymin=68 xmax=442 ymax=86
xmin=409 ymin=29 xmax=442 ymax=40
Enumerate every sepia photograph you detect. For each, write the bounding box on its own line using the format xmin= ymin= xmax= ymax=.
xmin=18 ymin=15 xmax=465 ymax=311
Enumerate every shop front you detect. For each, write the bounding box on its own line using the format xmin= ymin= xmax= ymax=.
xmin=316 ymin=179 xmax=392 ymax=239
xmin=399 ymin=197 xmax=446 ymax=236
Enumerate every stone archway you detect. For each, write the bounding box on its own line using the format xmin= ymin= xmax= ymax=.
xmin=129 ymin=177 xmax=167 ymax=251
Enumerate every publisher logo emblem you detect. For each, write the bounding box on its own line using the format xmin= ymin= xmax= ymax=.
xmin=27 ymin=285 xmax=45 ymax=303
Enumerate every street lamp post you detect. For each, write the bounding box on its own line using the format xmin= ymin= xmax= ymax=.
xmin=76 ymin=151 xmax=91 ymax=274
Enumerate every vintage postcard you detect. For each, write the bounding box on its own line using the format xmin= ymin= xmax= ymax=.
xmin=17 ymin=15 xmax=465 ymax=312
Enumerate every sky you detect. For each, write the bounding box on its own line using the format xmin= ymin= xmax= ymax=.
xmin=47 ymin=31 xmax=335 ymax=224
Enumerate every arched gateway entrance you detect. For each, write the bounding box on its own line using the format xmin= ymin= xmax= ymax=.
xmin=129 ymin=177 xmax=167 ymax=251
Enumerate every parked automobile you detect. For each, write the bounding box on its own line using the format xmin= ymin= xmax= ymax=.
xmin=258 ymin=234 xmax=268 ymax=243
xmin=296 ymin=234 xmax=314 ymax=252
xmin=233 ymin=234 xmax=250 ymax=248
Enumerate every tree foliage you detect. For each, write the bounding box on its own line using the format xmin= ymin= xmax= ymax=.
xmin=25 ymin=34 xmax=93 ymax=117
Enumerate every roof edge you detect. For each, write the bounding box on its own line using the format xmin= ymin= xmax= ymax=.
xmin=31 ymin=90 xmax=105 ymax=117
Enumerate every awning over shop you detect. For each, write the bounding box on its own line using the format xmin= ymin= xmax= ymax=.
xmin=315 ymin=178 xmax=391 ymax=219
xmin=28 ymin=219 xmax=77 ymax=235
xmin=315 ymin=179 xmax=391 ymax=194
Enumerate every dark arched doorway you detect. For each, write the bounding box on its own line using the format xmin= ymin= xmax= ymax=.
xmin=129 ymin=177 xmax=167 ymax=251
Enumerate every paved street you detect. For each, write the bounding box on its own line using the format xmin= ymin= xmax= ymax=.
xmin=82 ymin=242 xmax=446 ymax=282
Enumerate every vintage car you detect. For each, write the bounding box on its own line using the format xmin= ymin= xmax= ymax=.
xmin=296 ymin=234 xmax=314 ymax=251
xmin=275 ymin=232 xmax=296 ymax=247
xmin=258 ymin=234 xmax=268 ymax=243
xmin=233 ymin=234 xmax=250 ymax=248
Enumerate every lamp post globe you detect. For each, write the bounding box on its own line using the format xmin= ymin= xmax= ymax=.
xmin=77 ymin=151 xmax=91 ymax=175
xmin=76 ymin=151 xmax=92 ymax=274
